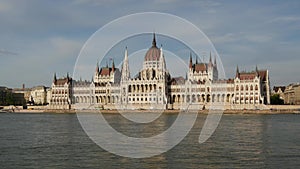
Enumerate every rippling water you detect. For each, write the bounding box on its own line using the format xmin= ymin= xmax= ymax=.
xmin=1 ymin=113 xmax=300 ymax=168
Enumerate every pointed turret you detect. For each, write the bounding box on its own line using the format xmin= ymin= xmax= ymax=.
xmin=189 ymin=52 xmax=193 ymax=69
xmin=121 ymin=46 xmax=130 ymax=82
xmin=112 ymin=59 xmax=115 ymax=72
xmin=208 ymin=51 xmax=213 ymax=68
xmin=214 ymin=56 xmax=217 ymax=66
xmin=53 ymin=72 xmax=57 ymax=83
xmin=255 ymin=65 xmax=259 ymax=77
xmin=95 ymin=62 xmax=99 ymax=74
xmin=236 ymin=65 xmax=240 ymax=78
xmin=93 ymin=62 xmax=100 ymax=82
xmin=159 ymin=46 xmax=166 ymax=71
xmin=152 ymin=33 xmax=157 ymax=47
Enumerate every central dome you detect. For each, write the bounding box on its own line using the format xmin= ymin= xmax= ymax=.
xmin=144 ymin=33 xmax=160 ymax=61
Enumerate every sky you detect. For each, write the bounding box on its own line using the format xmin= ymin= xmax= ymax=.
xmin=0 ymin=0 xmax=300 ymax=88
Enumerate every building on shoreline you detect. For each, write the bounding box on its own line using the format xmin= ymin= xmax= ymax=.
xmin=50 ymin=34 xmax=271 ymax=110
xmin=284 ymin=83 xmax=300 ymax=105
xmin=272 ymin=86 xmax=286 ymax=100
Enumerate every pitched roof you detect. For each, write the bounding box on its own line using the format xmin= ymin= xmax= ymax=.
xmin=171 ymin=76 xmax=185 ymax=85
xmin=237 ymin=70 xmax=268 ymax=81
xmin=258 ymin=70 xmax=267 ymax=81
xmin=54 ymin=77 xmax=71 ymax=85
xmin=194 ymin=63 xmax=207 ymax=72
xmin=273 ymin=86 xmax=286 ymax=92
xmin=239 ymin=72 xmax=256 ymax=80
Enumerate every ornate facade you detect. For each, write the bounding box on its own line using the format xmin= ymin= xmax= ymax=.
xmin=49 ymin=73 xmax=72 ymax=109
xmin=50 ymin=34 xmax=271 ymax=110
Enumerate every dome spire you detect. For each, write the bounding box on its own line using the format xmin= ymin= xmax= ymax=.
xmin=152 ymin=32 xmax=157 ymax=47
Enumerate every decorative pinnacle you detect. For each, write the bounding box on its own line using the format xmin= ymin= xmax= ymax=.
xmin=152 ymin=32 xmax=157 ymax=47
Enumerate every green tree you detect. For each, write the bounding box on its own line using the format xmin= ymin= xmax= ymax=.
xmin=270 ymin=94 xmax=284 ymax=105
xmin=5 ymin=92 xmax=14 ymax=105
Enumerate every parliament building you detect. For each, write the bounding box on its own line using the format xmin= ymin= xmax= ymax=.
xmin=49 ymin=34 xmax=271 ymax=110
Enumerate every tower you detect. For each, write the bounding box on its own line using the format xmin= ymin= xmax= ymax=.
xmin=93 ymin=62 xmax=99 ymax=82
xmin=236 ymin=65 xmax=240 ymax=78
xmin=159 ymin=46 xmax=166 ymax=76
xmin=120 ymin=47 xmax=130 ymax=106
xmin=121 ymin=47 xmax=130 ymax=82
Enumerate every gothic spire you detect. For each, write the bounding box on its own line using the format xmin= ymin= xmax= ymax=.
xmin=121 ymin=46 xmax=130 ymax=82
xmin=53 ymin=72 xmax=57 ymax=82
xmin=152 ymin=32 xmax=157 ymax=47
xmin=255 ymin=65 xmax=259 ymax=76
xmin=209 ymin=51 xmax=212 ymax=63
xmin=236 ymin=65 xmax=239 ymax=78
xmin=95 ymin=62 xmax=99 ymax=73
xmin=189 ymin=52 xmax=193 ymax=69
xmin=112 ymin=59 xmax=115 ymax=72
xmin=159 ymin=46 xmax=166 ymax=71
xmin=214 ymin=56 xmax=217 ymax=66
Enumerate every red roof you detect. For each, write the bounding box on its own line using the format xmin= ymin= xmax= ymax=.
xmin=258 ymin=70 xmax=267 ymax=81
xmin=237 ymin=70 xmax=267 ymax=81
xmin=239 ymin=72 xmax=256 ymax=80
xmin=54 ymin=77 xmax=71 ymax=85
xmin=99 ymin=67 xmax=114 ymax=76
xmin=171 ymin=77 xmax=185 ymax=85
xmin=194 ymin=63 xmax=207 ymax=73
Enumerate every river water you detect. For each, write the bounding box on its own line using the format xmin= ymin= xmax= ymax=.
xmin=0 ymin=113 xmax=300 ymax=168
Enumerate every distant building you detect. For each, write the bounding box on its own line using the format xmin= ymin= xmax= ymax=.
xmin=50 ymin=34 xmax=271 ymax=110
xmin=284 ymin=83 xmax=300 ymax=105
xmin=272 ymin=86 xmax=286 ymax=100
xmin=0 ymin=86 xmax=13 ymax=106
xmin=0 ymin=86 xmax=28 ymax=106
xmin=30 ymin=86 xmax=48 ymax=105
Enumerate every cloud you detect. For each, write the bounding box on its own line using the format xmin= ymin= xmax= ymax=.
xmin=0 ymin=1 xmax=12 ymax=12
xmin=50 ymin=37 xmax=83 ymax=60
xmin=268 ymin=16 xmax=300 ymax=23
xmin=0 ymin=49 xmax=18 ymax=56
xmin=0 ymin=0 xmax=300 ymax=87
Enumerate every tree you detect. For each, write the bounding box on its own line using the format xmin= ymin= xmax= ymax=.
xmin=5 ymin=92 xmax=14 ymax=105
xmin=270 ymin=94 xmax=284 ymax=105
